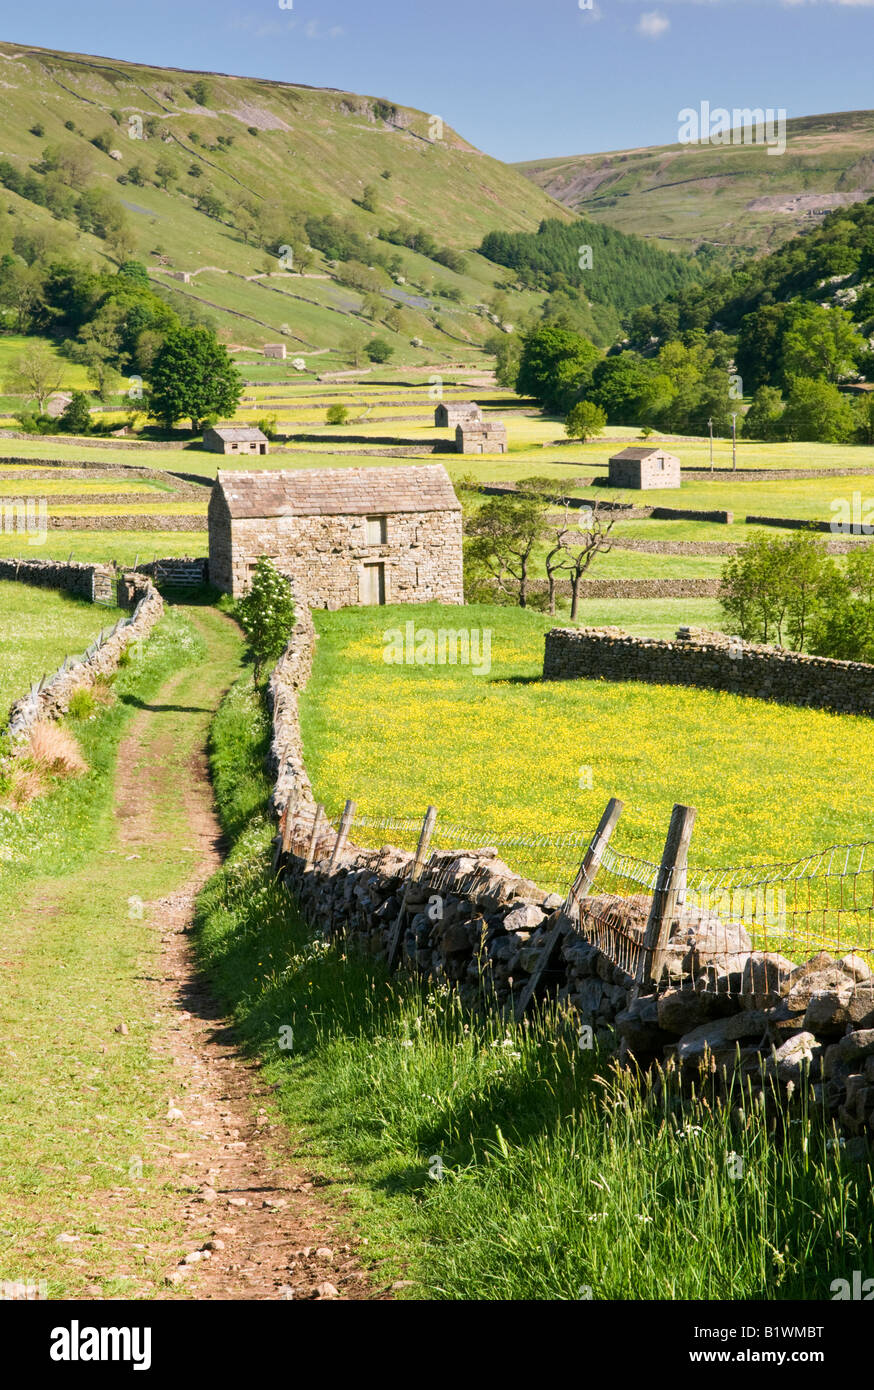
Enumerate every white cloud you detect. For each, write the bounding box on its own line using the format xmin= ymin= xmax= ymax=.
xmin=304 ymin=20 xmax=345 ymax=39
xmin=637 ymin=10 xmax=671 ymax=34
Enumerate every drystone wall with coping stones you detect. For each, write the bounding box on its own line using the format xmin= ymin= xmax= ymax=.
xmin=265 ymin=591 xmax=874 ymax=1148
xmin=543 ymin=625 xmax=874 ymax=717
xmin=2 ymin=560 xmax=164 ymax=740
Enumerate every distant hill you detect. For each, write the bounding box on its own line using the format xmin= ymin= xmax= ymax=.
xmin=0 ymin=41 xmax=577 ymax=364
xmin=515 ymin=110 xmax=874 ymax=258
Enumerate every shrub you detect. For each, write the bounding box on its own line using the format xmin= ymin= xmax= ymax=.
xmin=365 ymin=338 xmax=393 ymax=363
xmin=67 ymin=688 xmax=97 ymax=720
xmin=326 ymin=403 xmax=349 ymax=425
xmin=26 ymin=722 xmax=88 ymax=778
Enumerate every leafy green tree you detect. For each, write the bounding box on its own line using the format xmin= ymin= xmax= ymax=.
xmin=148 ymin=326 xmax=242 ymax=430
xmin=155 ymin=157 xmax=177 ymax=188
xmin=719 ymin=532 xmax=837 ymax=649
xmin=781 ymin=303 xmax=864 ymax=384
xmin=464 ymin=491 xmax=547 ymax=608
xmin=810 ymin=546 xmax=874 ymax=662
xmin=326 ymin=403 xmax=349 ymax=425
xmin=516 ymin=324 xmax=600 ymax=414
xmin=236 ymin=557 xmax=296 ymax=685
xmin=743 ymin=385 xmax=785 ymax=441
xmin=366 ymin=338 xmax=393 ymax=363
xmin=780 ymin=377 xmax=857 ymax=443
xmin=565 ymin=399 xmax=606 ymax=443
xmin=587 ymin=353 xmax=655 ymax=425
xmin=57 ymin=390 xmax=92 ymax=434
xmin=5 ymin=341 xmax=63 ymax=413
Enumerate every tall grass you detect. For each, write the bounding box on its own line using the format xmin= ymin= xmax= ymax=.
xmin=196 ymin=676 xmax=874 ymax=1300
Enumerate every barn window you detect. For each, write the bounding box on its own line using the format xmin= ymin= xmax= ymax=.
xmin=366 ymin=515 xmax=387 ymax=544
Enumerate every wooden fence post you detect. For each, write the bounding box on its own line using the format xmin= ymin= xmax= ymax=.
xmin=329 ymin=799 xmax=357 ymax=870
xmin=386 ymin=805 xmax=437 ymax=973
xmin=304 ymin=804 xmax=325 ymax=871
xmin=514 ymin=797 xmax=624 ymax=1022
xmin=637 ymin=803 xmax=696 ymax=993
xmin=272 ymin=792 xmax=301 ymax=875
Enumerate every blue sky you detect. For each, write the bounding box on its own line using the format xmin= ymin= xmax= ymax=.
xmin=2 ymin=0 xmax=873 ymax=162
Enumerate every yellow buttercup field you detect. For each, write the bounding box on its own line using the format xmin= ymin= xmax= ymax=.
xmin=300 ymin=604 xmax=874 ymax=885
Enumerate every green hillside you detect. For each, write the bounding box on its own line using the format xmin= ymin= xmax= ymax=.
xmin=0 ymin=40 xmax=576 ymax=367
xmin=515 ymin=110 xmax=874 ymax=257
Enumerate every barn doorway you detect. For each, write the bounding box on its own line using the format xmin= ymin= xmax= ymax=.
xmin=362 ymin=562 xmax=386 ymax=606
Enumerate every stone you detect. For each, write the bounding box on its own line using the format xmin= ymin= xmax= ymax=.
xmin=840 ymin=953 xmax=873 ymax=983
xmin=440 ymin=923 xmax=471 ymax=954
xmin=675 ymin=1011 xmax=769 ymax=1063
xmin=740 ymin=952 xmax=795 ymax=1008
xmin=315 ymin=1280 xmax=340 ymax=1299
xmin=802 ymin=985 xmax=874 ymax=1037
xmin=786 ymin=962 xmax=854 ymax=1013
xmin=772 ymin=1031 xmax=821 ymax=1085
xmin=503 ymin=903 xmax=546 ymax=933
xmin=656 ymin=987 xmax=737 ymax=1036
xmin=615 ymin=996 xmax=672 ymax=1058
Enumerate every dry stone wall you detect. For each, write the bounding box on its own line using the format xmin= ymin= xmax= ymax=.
xmin=543 ymin=625 xmax=874 ymax=717
xmin=2 ymin=560 xmax=164 ymax=739
xmin=266 ymin=591 xmax=874 ymax=1147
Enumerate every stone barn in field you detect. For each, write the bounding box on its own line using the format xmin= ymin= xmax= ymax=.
xmin=203 ymin=424 xmax=269 ymax=457
xmin=435 ymin=401 xmax=481 ymax=428
xmin=208 ymin=464 xmax=464 ymax=606
xmin=456 ymin=420 xmax=508 ymax=454
xmin=264 ymin=343 xmax=287 ymax=360
xmin=608 ymin=446 xmax=681 ymax=489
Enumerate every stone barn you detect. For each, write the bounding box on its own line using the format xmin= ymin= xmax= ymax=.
xmin=456 ymin=421 xmax=508 ymax=454
xmin=264 ymin=344 xmax=287 ymax=360
xmin=435 ymin=401 xmax=481 ymax=428
xmin=608 ymin=446 xmax=681 ymax=489
xmin=203 ymin=425 xmax=269 ymax=457
xmin=208 ymin=464 xmax=464 ymax=606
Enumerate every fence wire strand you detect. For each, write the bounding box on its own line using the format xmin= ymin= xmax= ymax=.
xmin=286 ymin=804 xmax=874 ymax=975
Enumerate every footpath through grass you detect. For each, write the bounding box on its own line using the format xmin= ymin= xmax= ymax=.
xmin=195 ymin=676 xmax=874 ymax=1300
xmin=0 ymin=600 xmax=244 ymax=1297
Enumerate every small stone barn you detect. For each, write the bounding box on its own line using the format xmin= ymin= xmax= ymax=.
xmin=203 ymin=425 xmax=269 ymax=457
xmin=435 ymin=401 xmax=481 ymax=428
xmin=456 ymin=421 xmax=508 ymax=454
xmin=264 ymin=344 xmax=287 ymax=360
xmin=208 ymin=464 xmax=464 ymax=606
xmin=608 ymin=446 xmax=681 ymax=489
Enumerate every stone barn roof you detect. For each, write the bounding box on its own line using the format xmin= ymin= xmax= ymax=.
xmin=610 ymin=446 xmax=676 ymax=461
xmin=214 ymin=465 xmax=461 ymax=519
xmin=207 ymin=425 xmax=269 ymax=443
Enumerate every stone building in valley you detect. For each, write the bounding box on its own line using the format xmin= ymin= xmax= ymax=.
xmin=434 ymin=401 xmax=481 ymax=428
xmin=203 ymin=424 xmax=269 ymax=457
xmin=456 ymin=420 xmax=508 ymax=454
xmin=208 ymin=464 xmax=464 ymax=605
xmin=608 ymin=446 xmax=681 ymax=489
xmin=264 ymin=344 xmax=287 ymax=360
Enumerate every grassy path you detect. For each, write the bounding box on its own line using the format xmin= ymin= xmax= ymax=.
xmin=0 ymin=601 xmax=370 ymax=1300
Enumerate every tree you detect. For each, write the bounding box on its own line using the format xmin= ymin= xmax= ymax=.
xmin=360 ymin=185 xmax=378 ymax=213
xmin=719 ymin=532 xmax=837 ymax=648
xmin=190 ymin=79 xmax=211 ymax=106
xmin=236 ymin=557 xmax=295 ymax=684
xmin=148 ymin=326 xmax=242 ymax=430
xmin=743 ymin=385 xmax=785 ymax=441
xmin=565 ymin=399 xmax=607 ymax=444
xmin=464 ymin=491 xmax=547 ymax=608
xmin=552 ymin=499 xmax=616 ymax=620
xmin=366 ymin=338 xmax=393 ymax=363
xmin=6 ymin=342 xmax=63 ymax=413
xmin=57 ymin=390 xmax=93 ymax=434
xmin=810 ymin=546 xmax=874 ymax=662
xmin=155 ymin=157 xmax=177 ymax=189
xmin=326 ymin=404 xmax=349 ymax=425
xmin=587 ymin=353 xmax=655 ymax=425
xmin=516 ymin=324 xmax=600 ymax=414
xmin=0 ymin=260 xmax=46 ymax=333
xmin=780 ymin=377 xmax=857 ymax=444
xmin=781 ymin=303 xmax=864 ymax=384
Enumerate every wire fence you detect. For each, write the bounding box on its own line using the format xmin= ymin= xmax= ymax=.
xmin=282 ymin=801 xmax=874 ymax=979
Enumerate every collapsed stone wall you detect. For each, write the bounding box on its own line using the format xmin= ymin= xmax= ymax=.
xmin=543 ymin=625 xmax=874 ymax=717
xmin=266 ymin=592 xmax=874 ymax=1146
xmin=2 ymin=560 xmax=164 ymax=740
